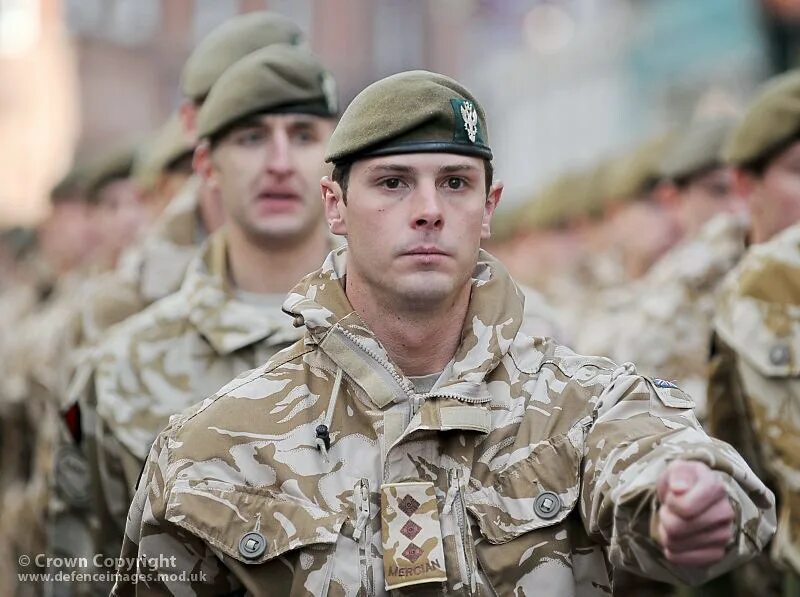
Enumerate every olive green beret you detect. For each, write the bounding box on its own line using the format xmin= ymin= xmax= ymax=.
xmin=722 ymin=70 xmax=800 ymax=168
xmin=49 ymin=164 xmax=87 ymax=204
xmin=575 ymin=161 xmax=611 ymax=220
xmin=658 ymin=118 xmax=733 ymax=182
xmin=84 ymin=144 xmax=136 ymax=203
xmin=181 ymin=12 xmax=304 ymax=102
xmin=325 ymin=70 xmax=491 ymax=164
xmin=197 ymin=45 xmax=337 ymax=141
xmin=601 ymin=134 xmax=674 ymax=203
xmin=133 ymin=114 xmax=193 ymax=191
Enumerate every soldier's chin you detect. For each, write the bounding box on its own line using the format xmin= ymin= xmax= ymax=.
xmin=393 ymin=272 xmax=455 ymax=306
xmin=245 ymin=216 xmax=308 ymax=245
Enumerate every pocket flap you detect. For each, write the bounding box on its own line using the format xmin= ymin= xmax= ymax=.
xmin=166 ymin=480 xmax=346 ymax=565
xmin=467 ymin=427 xmax=583 ymax=544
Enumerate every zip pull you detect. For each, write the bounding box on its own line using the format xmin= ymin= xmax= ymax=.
xmin=352 ymin=480 xmax=370 ymax=542
xmin=442 ymin=469 xmax=460 ymax=515
xmin=410 ymin=394 xmax=424 ymax=418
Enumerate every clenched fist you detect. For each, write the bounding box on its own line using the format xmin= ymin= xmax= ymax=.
xmin=656 ymin=460 xmax=735 ymax=566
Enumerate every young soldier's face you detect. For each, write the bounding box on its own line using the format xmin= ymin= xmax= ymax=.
xmin=94 ymin=179 xmax=147 ymax=261
xmin=750 ymin=141 xmax=800 ymax=243
xmin=325 ymin=153 xmax=502 ymax=309
xmin=680 ymin=167 xmax=743 ymax=234
xmin=207 ymin=114 xmax=334 ymax=247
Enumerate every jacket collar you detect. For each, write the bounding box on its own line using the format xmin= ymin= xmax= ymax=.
xmin=282 ymin=246 xmax=525 ymax=408
xmin=184 ymin=230 xmax=301 ymax=355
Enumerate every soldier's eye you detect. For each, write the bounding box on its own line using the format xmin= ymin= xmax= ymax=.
xmin=382 ymin=178 xmax=402 ymax=190
xmin=446 ymin=177 xmax=465 ymax=190
xmin=292 ymin=127 xmax=317 ymax=144
xmin=235 ymin=129 xmax=267 ymax=146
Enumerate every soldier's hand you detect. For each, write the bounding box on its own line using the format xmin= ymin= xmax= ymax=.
xmin=655 ymin=460 xmax=734 ymax=566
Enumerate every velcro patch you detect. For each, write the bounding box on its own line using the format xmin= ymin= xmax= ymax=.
xmin=380 ymin=481 xmax=447 ymax=590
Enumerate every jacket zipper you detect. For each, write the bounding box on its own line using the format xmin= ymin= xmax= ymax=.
xmin=354 ymin=479 xmax=374 ymax=597
xmin=450 ymin=468 xmax=476 ymax=596
xmin=337 ymin=327 xmax=491 ymax=406
xmin=337 ymin=328 xmax=415 ymax=399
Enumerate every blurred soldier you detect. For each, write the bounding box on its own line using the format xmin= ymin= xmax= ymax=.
xmin=36 ymin=12 xmax=309 ymax=597
xmin=130 ymin=113 xmax=194 ymax=222
xmin=115 ymin=70 xmax=774 ymax=596
xmin=575 ymin=119 xmax=750 ymax=597
xmin=0 ymin=163 xmax=117 ymax=597
xmin=713 ymin=225 xmax=800 ymax=597
xmin=78 ymin=11 xmax=305 ymax=348
xmin=72 ymin=46 xmax=339 ymax=590
xmin=83 ymin=144 xmax=148 ymax=269
xmin=576 ymin=118 xmax=747 ymax=417
xmin=597 ymin=135 xmax=683 ymax=282
xmin=708 ymin=69 xmax=800 ymax=597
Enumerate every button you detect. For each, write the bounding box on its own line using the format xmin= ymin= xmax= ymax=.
xmin=238 ymin=531 xmax=267 ymax=560
xmin=769 ymin=344 xmax=791 ymax=367
xmin=534 ymin=491 xmax=561 ymax=519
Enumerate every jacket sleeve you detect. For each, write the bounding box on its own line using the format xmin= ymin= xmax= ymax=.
xmin=579 ymin=365 xmax=776 ymax=586
xmin=111 ymin=432 xmax=244 ymax=596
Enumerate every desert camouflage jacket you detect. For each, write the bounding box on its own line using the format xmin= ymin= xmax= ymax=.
xmin=575 ymin=213 xmax=748 ymax=418
xmin=114 ymin=247 xmax=774 ymax=596
xmin=73 ymin=230 xmax=303 ymax=566
xmin=710 ymin=221 xmax=800 ymax=574
xmin=78 ymin=176 xmax=206 ymax=349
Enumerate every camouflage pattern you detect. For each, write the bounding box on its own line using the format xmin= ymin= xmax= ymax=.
xmin=0 ymin=266 xmax=97 ymax=596
xmin=712 ymin=221 xmax=800 ymax=576
xmin=78 ymin=176 xmax=205 ymax=348
xmin=72 ymin=229 xmax=304 ymax=571
xmin=575 ymin=213 xmax=749 ymax=419
xmin=114 ymin=246 xmax=774 ymax=596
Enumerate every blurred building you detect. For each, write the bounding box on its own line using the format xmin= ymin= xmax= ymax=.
xmin=0 ymin=0 xmax=777 ymax=225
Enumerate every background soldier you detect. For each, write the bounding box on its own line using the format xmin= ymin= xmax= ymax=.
xmin=73 ymin=45 xmax=339 ymax=590
xmin=708 ymin=68 xmax=800 ymax=597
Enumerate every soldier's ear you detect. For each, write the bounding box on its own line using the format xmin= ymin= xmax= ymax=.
xmin=178 ymin=100 xmax=199 ymax=146
xmin=321 ymin=176 xmax=347 ymax=236
xmin=481 ymin=181 xmax=503 ymax=240
xmin=732 ymin=168 xmax=756 ymax=201
xmin=654 ymin=181 xmax=680 ymax=209
xmin=193 ymin=141 xmax=216 ymax=188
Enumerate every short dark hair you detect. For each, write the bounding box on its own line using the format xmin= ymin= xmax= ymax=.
xmin=331 ymin=158 xmax=494 ymax=203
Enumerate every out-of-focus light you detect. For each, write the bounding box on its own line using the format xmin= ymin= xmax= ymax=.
xmin=523 ymin=3 xmax=575 ymax=55
xmin=0 ymin=0 xmax=41 ymax=57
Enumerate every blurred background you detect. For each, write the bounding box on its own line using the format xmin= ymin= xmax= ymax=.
xmin=0 ymin=0 xmax=794 ymax=225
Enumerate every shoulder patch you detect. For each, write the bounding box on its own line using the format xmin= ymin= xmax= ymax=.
xmin=652 ymin=378 xmax=679 ymax=389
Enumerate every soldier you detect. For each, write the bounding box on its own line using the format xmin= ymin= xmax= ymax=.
xmin=0 ymin=165 xmax=112 ymax=597
xmin=708 ymin=69 xmax=800 ymax=596
xmin=114 ymin=71 xmax=775 ymax=596
xmin=83 ymin=144 xmax=148 ymax=269
xmin=575 ymin=120 xmax=750 ymax=597
xmin=37 ymin=16 xmax=306 ymax=592
xmin=73 ymin=45 xmax=339 ymax=589
xmin=576 ymin=117 xmax=748 ymax=419
xmin=78 ymin=11 xmax=305 ymax=348
xmin=656 ymin=118 xmax=744 ymax=239
xmin=131 ymin=113 xmax=194 ymax=223
xmin=712 ymin=223 xmax=800 ymax=596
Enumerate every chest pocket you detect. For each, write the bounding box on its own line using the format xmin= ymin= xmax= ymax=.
xmin=166 ymin=481 xmax=347 ymax=596
xmin=465 ymin=424 xmax=586 ymax=595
